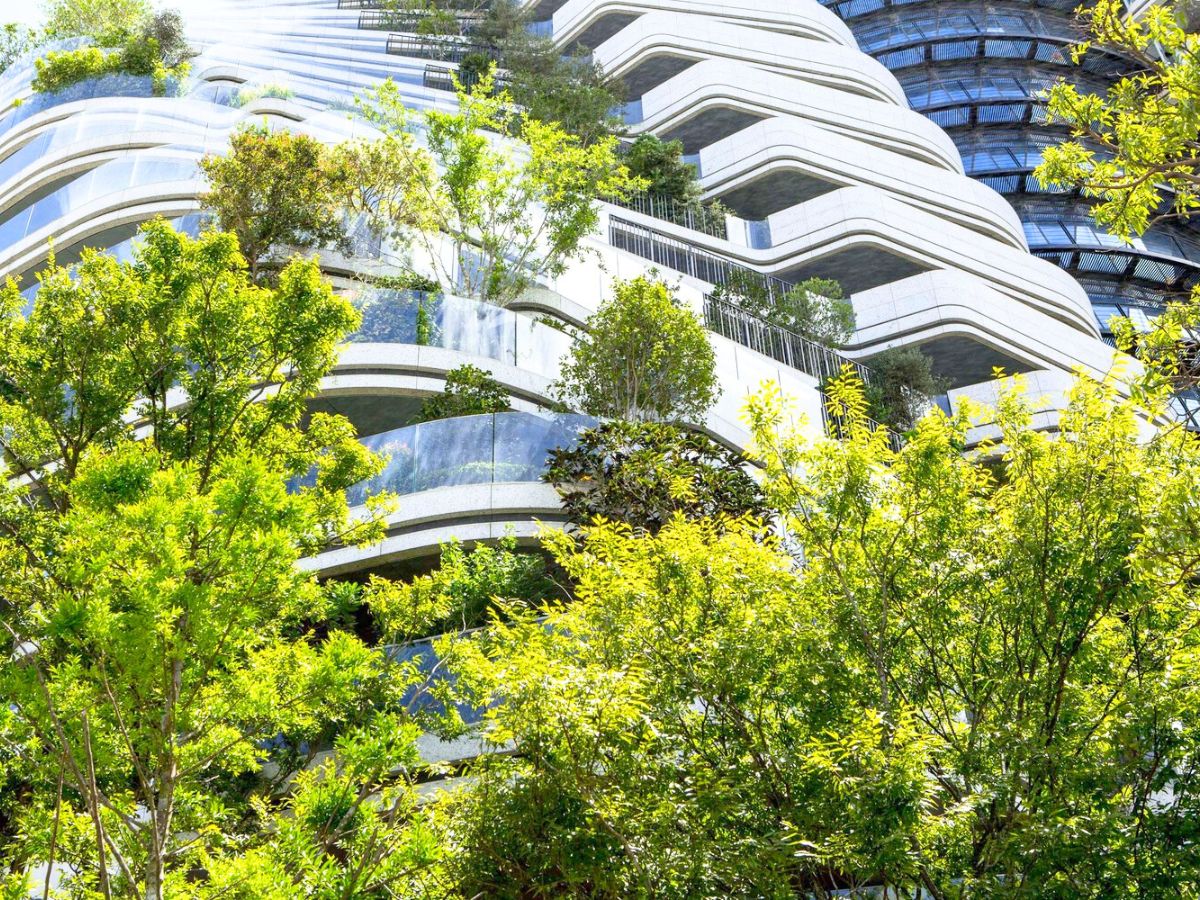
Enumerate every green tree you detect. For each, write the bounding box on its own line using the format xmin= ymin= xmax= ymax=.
xmin=0 ymin=24 xmax=38 ymax=73
xmin=863 ymin=346 xmax=946 ymax=432
xmin=622 ymin=134 xmax=701 ymax=205
xmin=1037 ymin=0 xmax=1200 ymax=240
xmin=200 ymin=125 xmax=352 ymax=282
xmin=0 ymin=222 xmax=430 ymax=898
xmin=440 ymin=360 xmax=1200 ymax=897
xmin=42 ymin=0 xmax=150 ymax=44
xmin=554 ymin=275 xmax=719 ymax=423
xmin=369 ymin=536 xmax=558 ymax=638
xmin=543 ymin=421 xmax=766 ymax=533
xmin=442 ymin=516 xmax=939 ymax=897
xmin=348 ymin=71 xmax=640 ymax=306
xmin=713 ymin=272 xmax=854 ymax=347
xmin=414 ymin=363 xmax=510 ymax=424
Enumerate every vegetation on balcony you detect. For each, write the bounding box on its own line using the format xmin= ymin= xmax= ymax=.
xmin=342 ymin=69 xmax=640 ymax=305
xmin=30 ymin=7 xmax=190 ymax=96
xmin=553 ymin=275 xmax=719 ymax=424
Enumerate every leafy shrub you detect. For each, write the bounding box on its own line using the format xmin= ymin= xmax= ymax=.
xmin=415 ymin=364 xmax=510 ymax=424
xmin=232 ymin=82 xmax=295 ymax=106
xmin=622 ymin=133 xmax=701 ymax=205
xmin=864 ymin=347 xmax=947 ymax=432
xmin=713 ymin=272 xmax=855 ymax=348
xmin=555 ymin=276 xmax=718 ymax=423
xmin=544 ymin=420 xmax=768 ymax=533
xmin=31 ymin=35 xmax=188 ymax=97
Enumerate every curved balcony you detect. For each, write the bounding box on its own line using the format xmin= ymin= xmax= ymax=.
xmin=347 ymin=289 xmax=574 ymax=381
xmin=343 ymin=410 xmax=595 ymax=506
xmin=0 ymin=73 xmax=191 ymax=143
xmin=0 ymin=153 xmax=202 ymax=258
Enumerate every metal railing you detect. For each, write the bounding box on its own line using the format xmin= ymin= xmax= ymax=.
xmin=422 ymin=62 xmax=509 ymax=93
xmin=703 ymin=294 xmax=875 ymax=385
xmin=359 ymin=8 xmax=487 ymax=31
xmin=820 ymin=392 xmax=905 ymax=452
xmin=606 ymin=191 xmax=730 ymax=241
xmin=386 ymin=33 xmax=498 ymax=62
xmin=609 ymin=217 xmax=797 ymax=303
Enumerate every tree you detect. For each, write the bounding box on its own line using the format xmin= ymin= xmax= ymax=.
xmin=543 ymin=421 xmax=767 ymax=533
xmin=369 ymin=536 xmax=559 ymax=638
xmin=0 ymin=24 xmax=38 ymax=73
xmin=348 ymin=71 xmax=640 ymax=306
xmin=472 ymin=0 xmax=625 ymax=146
xmin=554 ymin=275 xmax=719 ymax=423
xmin=440 ymin=360 xmax=1200 ymax=897
xmin=774 ymin=278 xmax=855 ymax=347
xmin=863 ymin=346 xmax=946 ymax=432
xmin=713 ymin=272 xmax=854 ymax=347
xmin=42 ymin=0 xmax=150 ymax=44
xmin=502 ymin=41 xmax=625 ymax=148
xmin=742 ymin=366 xmax=1200 ymax=895
xmin=200 ymin=125 xmax=352 ymax=282
xmin=414 ymin=363 xmax=511 ymax=424
xmin=1037 ymin=0 xmax=1200 ymax=240
xmin=441 ymin=517 xmax=938 ymax=897
xmin=622 ymin=134 xmax=701 ymax=205
xmin=0 ymin=222 xmax=430 ymax=898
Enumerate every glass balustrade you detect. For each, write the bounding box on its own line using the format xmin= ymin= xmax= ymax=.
xmin=349 ymin=289 xmax=574 ymax=380
xmin=0 ymin=154 xmax=201 ymax=252
xmin=338 ymin=410 xmax=595 ymax=506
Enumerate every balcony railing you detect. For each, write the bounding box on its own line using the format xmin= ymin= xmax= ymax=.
xmin=386 ymin=33 xmax=498 ymax=62
xmin=703 ymin=294 xmax=875 ymax=385
xmin=348 ymin=289 xmax=573 ymax=378
xmin=606 ymin=191 xmax=730 ymax=241
xmin=346 ymin=411 xmax=596 ymax=505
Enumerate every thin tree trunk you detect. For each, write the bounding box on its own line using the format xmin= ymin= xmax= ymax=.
xmin=80 ymin=713 xmax=113 ymax=900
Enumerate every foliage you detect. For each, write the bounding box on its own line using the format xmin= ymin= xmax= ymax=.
xmin=415 ymin=363 xmax=511 ymax=424
xmin=442 ymin=517 xmax=940 ymax=897
xmin=0 ymin=24 xmax=38 ymax=74
xmin=439 ymin=359 xmax=1200 ymax=896
xmin=741 ymin=365 xmax=1200 ymax=896
xmin=555 ymin=275 xmax=719 ymax=423
xmin=348 ymin=70 xmax=640 ymax=305
xmin=864 ymin=346 xmax=947 ymax=432
xmin=200 ymin=125 xmax=352 ymax=282
xmin=42 ymin=0 xmax=150 ymax=44
xmin=713 ymin=272 xmax=854 ymax=346
xmin=0 ymin=222 xmax=424 ymax=897
xmin=622 ymin=134 xmax=701 ymax=205
xmin=472 ymin=0 xmax=625 ymax=146
xmin=31 ymin=33 xmax=188 ymax=97
xmin=502 ymin=42 xmax=625 ymax=149
xmin=543 ymin=420 xmax=767 ymax=533
xmin=369 ymin=536 xmax=558 ymax=639
xmin=774 ymin=278 xmax=855 ymax=346
xmin=231 ymin=82 xmax=294 ymax=106
xmin=1037 ymin=0 xmax=1200 ymax=239
xmin=457 ymin=51 xmax=494 ymax=93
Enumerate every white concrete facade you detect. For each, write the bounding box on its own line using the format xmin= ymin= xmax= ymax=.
xmin=0 ymin=0 xmax=1130 ymax=572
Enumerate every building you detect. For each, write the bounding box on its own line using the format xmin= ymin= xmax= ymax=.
xmin=0 ymin=0 xmax=1126 ymax=583
xmin=814 ymin=0 xmax=1200 ymax=425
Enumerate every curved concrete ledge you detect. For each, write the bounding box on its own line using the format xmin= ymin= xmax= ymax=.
xmin=607 ymin=185 xmax=1099 ymax=335
xmin=695 ymin=117 xmax=1027 ymax=251
xmin=0 ymin=182 xmax=201 ymax=279
xmin=630 ymin=58 xmax=963 ymax=172
xmin=593 ymin=12 xmax=906 ymax=105
xmin=549 ymin=0 xmax=855 ymax=50
xmin=303 ymin=482 xmax=569 ymax=575
xmin=845 ymin=271 xmax=1131 ymax=388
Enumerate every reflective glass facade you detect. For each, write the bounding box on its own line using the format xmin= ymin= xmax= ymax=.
xmin=819 ymin=0 xmax=1200 ymax=338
